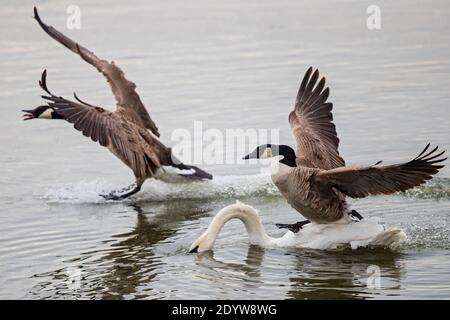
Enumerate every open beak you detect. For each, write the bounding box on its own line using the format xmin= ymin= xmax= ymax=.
xmin=22 ymin=110 xmax=35 ymax=121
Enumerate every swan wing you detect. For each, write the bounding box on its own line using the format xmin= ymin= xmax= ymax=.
xmin=289 ymin=67 xmax=345 ymax=169
xmin=33 ymin=7 xmax=160 ymax=136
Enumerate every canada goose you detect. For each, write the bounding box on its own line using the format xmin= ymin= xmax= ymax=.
xmin=189 ymin=201 xmax=405 ymax=253
xmin=22 ymin=7 xmax=212 ymax=200
xmin=243 ymin=67 xmax=446 ymax=231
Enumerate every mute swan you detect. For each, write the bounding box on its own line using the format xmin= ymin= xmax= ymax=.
xmin=189 ymin=201 xmax=406 ymax=253
xmin=22 ymin=7 xmax=212 ymax=200
xmin=243 ymin=67 xmax=445 ymax=230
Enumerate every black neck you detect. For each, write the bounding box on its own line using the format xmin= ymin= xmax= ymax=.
xmin=51 ymin=110 xmax=64 ymax=119
xmin=269 ymin=144 xmax=297 ymax=167
xmin=279 ymin=148 xmax=297 ymax=167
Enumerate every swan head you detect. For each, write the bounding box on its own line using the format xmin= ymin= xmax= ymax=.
xmin=189 ymin=229 xmax=215 ymax=253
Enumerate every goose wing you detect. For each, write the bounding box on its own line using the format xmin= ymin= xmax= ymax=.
xmin=313 ymin=144 xmax=446 ymax=198
xmin=33 ymin=7 xmax=159 ymax=136
xmin=38 ymin=70 xmax=171 ymax=178
xmin=289 ymin=67 xmax=345 ymax=169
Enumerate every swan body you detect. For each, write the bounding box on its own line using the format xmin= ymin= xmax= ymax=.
xmin=189 ymin=201 xmax=406 ymax=253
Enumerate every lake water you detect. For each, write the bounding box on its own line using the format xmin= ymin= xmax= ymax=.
xmin=1 ymin=0 xmax=449 ymax=299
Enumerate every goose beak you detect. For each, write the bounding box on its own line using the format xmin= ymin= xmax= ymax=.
xmin=22 ymin=109 xmax=35 ymax=121
xmin=242 ymin=150 xmax=257 ymax=160
xmin=242 ymin=147 xmax=261 ymax=160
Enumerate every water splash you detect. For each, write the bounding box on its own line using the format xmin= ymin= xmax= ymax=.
xmin=43 ymin=175 xmax=450 ymax=204
xmin=43 ymin=178 xmax=117 ymax=204
xmin=43 ymin=174 xmax=280 ymax=204
xmin=401 ymin=178 xmax=450 ymax=199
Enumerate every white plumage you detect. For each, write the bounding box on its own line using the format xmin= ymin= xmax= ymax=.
xmin=189 ymin=201 xmax=406 ymax=253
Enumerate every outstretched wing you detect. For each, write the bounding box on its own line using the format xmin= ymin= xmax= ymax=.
xmin=38 ymin=70 xmax=171 ymax=178
xmin=33 ymin=6 xmax=159 ymax=136
xmin=313 ymin=144 xmax=446 ymax=198
xmin=289 ymin=67 xmax=345 ymax=169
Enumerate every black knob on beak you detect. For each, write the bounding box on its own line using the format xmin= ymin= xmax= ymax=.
xmin=189 ymin=245 xmax=199 ymax=253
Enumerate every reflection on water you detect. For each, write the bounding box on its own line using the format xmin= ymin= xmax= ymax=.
xmin=28 ymin=201 xmax=212 ymax=299
xmin=90 ymin=205 xmax=171 ymax=300
xmin=24 ymin=196 xmax=449 ymax=300
xmin=193 ymin=245 xmax=266 ymax=290
xmin=193 ymin=245 xmax=405 ymax=300
xmin=284 ymin=249 xmax=404 ymax=300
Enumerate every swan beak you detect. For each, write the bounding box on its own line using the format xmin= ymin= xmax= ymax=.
xmin=188 ymin=245 xmax=199 ymax=253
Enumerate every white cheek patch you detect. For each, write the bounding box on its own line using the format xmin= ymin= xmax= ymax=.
xmin=39 ymin=109 xmax=53 ymax=119
xmin=260 ymin=147 xmax=273 ymax=159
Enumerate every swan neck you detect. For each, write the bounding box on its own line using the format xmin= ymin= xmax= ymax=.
xmin=207 ymin=205 xmax=272 ymax=247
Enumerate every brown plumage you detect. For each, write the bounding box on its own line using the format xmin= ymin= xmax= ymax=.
xmin=33 ymin=7 xmax=159 ymax=136
xmin=24 ymin=7 xmax=212 ymax=200
xmin=247 ymin=67 xmax=446 ymax=225
xmin=289 ymin=67 xmax=345 ymax=170
xmin=314 ymin=144 xmax=445 ymax=198
xmin=38 ymin=70 xmax=170 ymax=180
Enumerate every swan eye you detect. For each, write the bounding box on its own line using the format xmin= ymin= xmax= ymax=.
xmin=189 ymin=245 xmax=199 ymax=253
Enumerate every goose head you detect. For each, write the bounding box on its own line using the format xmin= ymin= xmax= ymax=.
xmin=22 ymin=106 xmax=53 ymax=120
xmin=243 ymin=144 xmax=297 ymax=167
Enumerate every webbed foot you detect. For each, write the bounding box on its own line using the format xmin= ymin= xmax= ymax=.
xmin=276 ymin=220 xmax=311 ymax=233
xmin=99 ymin=183 xmax=141 ymax=200
xmin=349 ymin=209 xmax=364 ymax=221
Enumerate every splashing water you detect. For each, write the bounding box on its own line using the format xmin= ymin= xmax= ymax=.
xmin=43 ymin=178 xmax=117 ymax=203
xmin=43 ymin=175 xmax=450 ymax=204
xmin=43 ymin=174 xmax=281 ymax=203
xmin=401 ymin=178 xmax=450 ymax=199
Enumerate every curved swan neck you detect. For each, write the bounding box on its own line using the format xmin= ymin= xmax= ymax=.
xmin=207 ymin=203 xmax=272 ymax=247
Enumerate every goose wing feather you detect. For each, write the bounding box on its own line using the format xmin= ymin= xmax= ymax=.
xmin=39 ymin=70 xmax=171 ymax=178
xmin=313 ymin=144 xmax=446 ymax=198
xmin=289 ymin=67 xmax=345 ymax=169
xmin=33 ymin=7 xmax=159 ymax=136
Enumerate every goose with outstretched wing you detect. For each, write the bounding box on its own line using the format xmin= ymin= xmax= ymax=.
xmin=23 ymin=7 xmax=212 ymax=200
xmin=243 ymin=67 xmax=446 ymax=232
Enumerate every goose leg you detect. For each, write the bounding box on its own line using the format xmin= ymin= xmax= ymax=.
xmin=276 ymin=220 xmax=311 ymax=233
xmin=349 ymin=210 xmax=364 ymax=221
xmin=100 ymin=182 xmax=142 ymax=200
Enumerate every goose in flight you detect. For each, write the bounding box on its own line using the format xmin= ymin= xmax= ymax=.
xmin=243 ymin=67 xmax=446 ymax=231
xmin=22 ymin=7 xmax=212 ymax=200
xmin=189 ymin=201 xmax=405 ymax=253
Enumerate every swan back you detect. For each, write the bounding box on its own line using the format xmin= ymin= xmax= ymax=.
xmin=272 ymin=218 xmax=406 ymax=250
xmin=189 ymin=201 xmax=406 ymax=253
